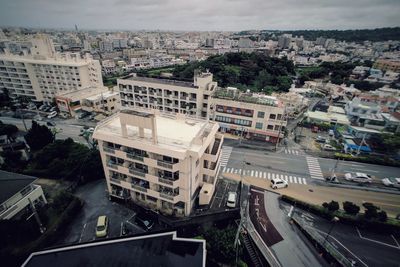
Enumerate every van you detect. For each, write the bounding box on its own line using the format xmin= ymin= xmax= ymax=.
xmin=95 ymin=215 xmax=108 ymax=238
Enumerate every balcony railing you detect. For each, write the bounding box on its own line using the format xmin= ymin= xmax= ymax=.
xmin=129 ymin=168 xmax=146 ymax=177
xmin=158 ymin=177 xmax=174 ymax=186
xmin=110 ymin=177 xmax=121 ymax=184
xmin=131 ymin=184 xmax=148 ymax=193
xmin=103 ymin=147 xmax=115 ymax=154
xmin=157 ymin=160 xmax=174 ymax=169
xmin=159 ymin=193 xmax=174 ymax=201
xmin=107 ymin=163 xmax=119 ymax=169
xmin=126 ymin=153 xmax=144 ymax=162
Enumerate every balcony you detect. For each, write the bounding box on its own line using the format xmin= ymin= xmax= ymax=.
xmin=131 ymin=184 xmax=148 ymax=193
xmin=103 ymin=146 xmax=116 ymax=154
xmin=110 ymin=177 xmax=122 ymax=184
xmin=157 ymin=160 xmax=174 ymax=169
xmin=129 ymin=168 xmax=147 ymax=177
xmin=107 ymin=162 xmax=120 ymax=170
xmin=126 ymin=153 xmax=144 ymax=162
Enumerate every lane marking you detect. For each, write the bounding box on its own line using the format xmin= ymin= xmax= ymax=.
xmin=357 ymin=227 xmax=400 ymax=250
xmin=391 ymin=235 xmax=400 ymax=248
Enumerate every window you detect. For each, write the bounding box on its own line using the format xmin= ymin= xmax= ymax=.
xmin=267 ymin=125 xmax=274 ymax=130
xmin=256 ymin=122 xmax=263 ymax=129
xmin=257 ymin=111 xmax=265 ymax=118
xmin=270 ymin=114 xmax=276 ymax=119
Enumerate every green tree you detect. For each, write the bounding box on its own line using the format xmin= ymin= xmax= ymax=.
xmin=343 ymin=201 xmax=360 ymax=215
xmin=0 ymin=150 xmax=26 ymax=172
xmin=25 ymin=121 xmax=54 ymax=151
xmin=322 ymin=201 xmax=340 ymax=212
xmin=363 ymin=202 xmax=379 ymax=219
xmin=202 ymin=226 xmax=237 ymax=264
xmin=0 ymin=121 xmax=18 ymax=142
xmin=381 ymin=133 xmax=400 ymax=150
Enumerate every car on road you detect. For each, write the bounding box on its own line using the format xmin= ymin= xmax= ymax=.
xmin=95 ymin=215 xmax=108 ymax=238
xmin=322 ymin=144 xmax=336 ymax=151
xmin=47 ymin=111 xmax=58 ymax=119
xmin=270 ymin=178 xmax=288 ymax=189
xmin=226 ymin=192 xmax=237 ymax=208
xmin=134 ymin=214 xmax=154 ymax=231
xmin=344 ymin=172 xmax=372 ymax=184
xmin=382 ymin=177 xmax=400 ymax=188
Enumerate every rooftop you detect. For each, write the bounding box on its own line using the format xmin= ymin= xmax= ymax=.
xmin=57 ymin=86 xmax=109 ymax=102
xmin=123 ymin=75 xmax=195 ymax=88
xmin=94 ymin=110 xmax=215 ymax=152
xmin=213 ymin=87 xmax=280 ymax=107
xmin=0 ymin=170 xmax=37 ymax=203
xmin=0 ymin=53 xmax=94 ymax=67
xmin=22 ymin=231 xmax=205 ymax=267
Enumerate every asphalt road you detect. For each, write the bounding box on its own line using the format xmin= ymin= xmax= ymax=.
xmin=60 ymin=180 xmax=144 ymax=246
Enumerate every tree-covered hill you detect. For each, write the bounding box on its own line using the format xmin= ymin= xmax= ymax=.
xmin=171 ymin=52 xmax=295 ymax=93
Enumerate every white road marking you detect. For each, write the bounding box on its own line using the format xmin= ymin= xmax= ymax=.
xmin=268 ymin=173 xmax=271 ymax=179
xmin=357 ymin=227 xmax=400 ymax=250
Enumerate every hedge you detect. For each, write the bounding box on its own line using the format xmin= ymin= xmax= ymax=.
xmin=334 ymin=153 xmax=400 ymax=167
xmin=281 ymin=195 xmax=400 ymax=234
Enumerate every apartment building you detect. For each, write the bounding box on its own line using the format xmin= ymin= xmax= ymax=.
xmin=373 ymin=59 xmax=400 ymax=72
xmin=0 ymin=171 xmax=47 ymax=220
xmin=118 ymin=71 xmax=217 ymax=117
xmin=93 ymin=109 xmax=223 ymax=217
xmin=0 ymin=35 xmax=103 ymax=103
xmin=209 ymin=87 xmax=287 ymax=143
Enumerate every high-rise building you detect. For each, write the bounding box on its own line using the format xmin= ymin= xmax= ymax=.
xmin=278 ymin=35 xmax=291 ymax=49
xmin=93 ymin=109 xmax=223 ymax=216
xmin=0 ymin=34 xmax=103 ymax=103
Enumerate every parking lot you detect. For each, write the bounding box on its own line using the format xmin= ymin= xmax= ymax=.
xmin=209 ymin=178 xmax=239 ymax=210
xmin=60 ymin=180 xmax=145 ymax=246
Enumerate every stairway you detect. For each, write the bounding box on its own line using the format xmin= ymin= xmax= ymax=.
xmin=242 ymin=232 xmax=263 ymax=267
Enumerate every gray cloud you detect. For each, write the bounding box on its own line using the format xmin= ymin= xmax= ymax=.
xmin=0 ymin=0 xmax=399 ymax=30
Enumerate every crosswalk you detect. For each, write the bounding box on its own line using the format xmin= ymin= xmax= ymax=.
xmin=306 ymin=156 xmax=324 ymax=180
xmin=283 ymin=149 xmax=304 ymax=155
xmin=221 ymin=167 xmax=307 ymax=185
xmin=219 ymin=146 xmax=233 ymax=167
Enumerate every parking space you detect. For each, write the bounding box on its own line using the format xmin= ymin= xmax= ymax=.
xmin=60 ymin=180 xmax=145 ymax=245
xmin=209 ymin=178 xmax=239 ymax=210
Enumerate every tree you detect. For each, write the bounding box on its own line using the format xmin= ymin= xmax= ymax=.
xmin=322 ymin=201 xmax=340 ymax=212
xmin=0 ymin=121 xmax=18 ymax=142
xmin=377 ymin=211 xmax=388 ymax=222
xmin=202 ymin=226 xmax=237 ymax=264
xmin=343 ymin=201 xmax=360 ymax=215
xmin=381 ymin=133 xmax=400 ymax=150
xmin=363 ymin=202 xmax=379 ymax=219
xmin=0 ymin=150 xmax=26 ymax=172
xmin=25 ymin=121 xmax=54 ymax=151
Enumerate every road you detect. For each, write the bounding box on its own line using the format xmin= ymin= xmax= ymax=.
xmin=220 ymin=143 xmax=400 ymax=217
xmin=0 ymin=116 xmax=93 ymax=145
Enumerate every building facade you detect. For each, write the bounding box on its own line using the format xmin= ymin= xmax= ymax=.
xmin=0 ymin=35 xmax=103 ymax=103
xmin=93 ymin=109 xmax=223 ymax=217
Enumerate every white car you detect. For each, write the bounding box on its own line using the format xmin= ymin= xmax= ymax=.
xmin=47 ymin=111 xmax=58 ymax=119
xmin=322 ymin=144 xmax=336 ymax=151
xmin=382 ymin=177 xmax=400 ymax=188
xmin=226 ymin=192 xmax=237 ymax=208
xmin=344 ymin=172 xmax=372 ymax=183
xmin=271 ymin=178 xmax=288 ymax=189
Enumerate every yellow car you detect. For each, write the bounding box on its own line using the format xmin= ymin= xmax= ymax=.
xmin=95 ymin=215 xmax=108 ymax=238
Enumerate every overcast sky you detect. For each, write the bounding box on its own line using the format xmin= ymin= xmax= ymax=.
xmin=0 ymin=0 xmax=399 ymax=31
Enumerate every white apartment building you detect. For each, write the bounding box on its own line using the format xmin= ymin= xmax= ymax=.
xmin=118 ymin=72 xmax=288 ymax=143
xmin=209 ymin=87 xmax=287 ymax=143
xmin=0 ymin=171 xmax=47 ymax=220
xmin=345 ymin=97 xmax=381 ymax=119
xmin=93 ymin=109 xmax=223 ymax=217
xmin=0 ymin=35 xmax=103 ymax=103
xmin=118 ymin=71 xmax=217 ymax=117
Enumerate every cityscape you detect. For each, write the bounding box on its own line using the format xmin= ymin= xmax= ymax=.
xmin=0 ymin=1 xmax=400 ymax=267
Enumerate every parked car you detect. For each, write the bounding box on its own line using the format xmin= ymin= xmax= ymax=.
xmin=134 ymin=214 xmax=154 ymax=231
xmin=50 ymin=106 xmax=58 ymax=112
xmin=47 ymin=111 xmax=58 ymax=118
xmin=270 ymin=178 xmax=288 ymax=189
xmin=382 ymin=177 xmax=400 ymax=188
xmin=344 ymin=172 xmax=372 ymax=183
xmin=46 ymin=121 xmax=56 ymax=127
xmin=38 ymin=105 xmax=46 ymax=111
xmin=322 ymin=144 xmax=336 ymax=151
xmin=77 ymin=112 xmax=90 ymax=119
xmin=95 ymin=215 xmax=108 ymax=238
xmin=226 ymin=192 xmax=237 ymax=208
xmin=328 ymin=129 xmax=335 ymax=136
xmin=315 ymin=136 xmax=326 ymax=143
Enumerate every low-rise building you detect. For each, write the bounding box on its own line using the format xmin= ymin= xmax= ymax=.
xmin=373 ymin=59 xmax=400 ymax=72
xmin=93 ymin=109 xmax=223 ymax=217
xmin=209 ymin=87 xmax=286 ymax=143
xmin=0 ymin=171 xmax=47 ymax=220
xmin=56 ymin=86 xmax=119 ymax=117
xmin=305 ymin=110 xmax=350 ymax=126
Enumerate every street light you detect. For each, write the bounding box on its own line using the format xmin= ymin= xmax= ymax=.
xmin=322 ymin=216 xmax=339 ymax=247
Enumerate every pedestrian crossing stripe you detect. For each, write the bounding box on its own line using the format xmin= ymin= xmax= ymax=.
xmin=220 ymin=168 xmax=307 ymax=185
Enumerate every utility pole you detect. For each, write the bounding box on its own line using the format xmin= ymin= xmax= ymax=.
xmin=28 ymin=198 xmax=46 ymax=234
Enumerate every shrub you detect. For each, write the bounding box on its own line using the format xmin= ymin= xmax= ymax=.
xmin=343 ymin=201 xmax=360 ymax=215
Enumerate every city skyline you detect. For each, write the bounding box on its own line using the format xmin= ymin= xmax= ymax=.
xmin=0 ymin=0 xmax=400 ymax=31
